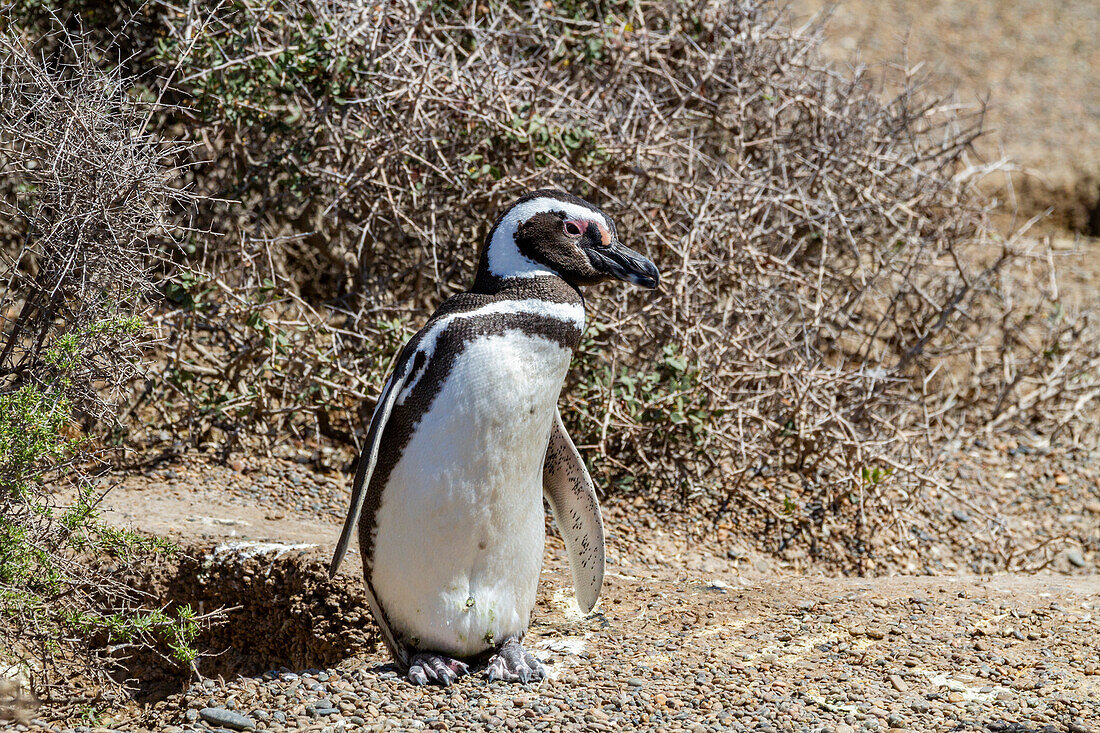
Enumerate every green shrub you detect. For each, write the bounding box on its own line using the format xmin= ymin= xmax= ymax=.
xmin=0 ymin=24 xmax=208 ymax=698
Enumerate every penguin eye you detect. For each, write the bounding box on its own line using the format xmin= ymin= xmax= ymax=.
xmin=563 ymin=220 xmax=585 ymax=238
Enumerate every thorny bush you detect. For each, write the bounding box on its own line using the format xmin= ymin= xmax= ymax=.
xmin=0 ymin=29 xmax=211 ymax=707
xmin=7 ymin=1 xmax=1100 ymax=577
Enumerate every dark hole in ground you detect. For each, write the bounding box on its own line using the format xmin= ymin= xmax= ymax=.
xmin=120 ymin=543 xmax=378 ymax=702
xmin=1088 ymin=186 xmax=1100 ymax=238
xmin=1012 ymin=173 xmax=1100 ymax=237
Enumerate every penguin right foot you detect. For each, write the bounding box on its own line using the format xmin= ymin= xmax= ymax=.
xmin=407 ymin=653 xmax=470 ymax=686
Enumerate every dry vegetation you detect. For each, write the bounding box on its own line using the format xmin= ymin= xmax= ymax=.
xmin=1 ymin=0 xmax=1098 ymax=705
xmin=0 ymin=28 xmax=209 ymax=708
xmin=132 ymin=0 xmax=1097 ymax=566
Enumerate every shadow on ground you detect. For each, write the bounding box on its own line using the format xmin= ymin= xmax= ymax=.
xmin=121 ymin=543 xmax=377 ymax=701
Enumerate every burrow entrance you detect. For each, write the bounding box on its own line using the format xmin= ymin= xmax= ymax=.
xmin=121 ymin=542 xmax=379 ymax=701
xmin=1011 ymin=173 xmax=1100 ymax=237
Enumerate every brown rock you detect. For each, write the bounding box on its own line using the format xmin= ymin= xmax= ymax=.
xmin=888 ymin=674 xmax=908 ymax=693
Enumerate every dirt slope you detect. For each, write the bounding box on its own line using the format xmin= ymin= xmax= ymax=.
xmin=791 ymin=0 xmax=1100 ymax=234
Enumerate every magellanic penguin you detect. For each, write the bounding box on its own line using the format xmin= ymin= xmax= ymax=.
xmin=329 ymin=189 xmax=659 ymax=686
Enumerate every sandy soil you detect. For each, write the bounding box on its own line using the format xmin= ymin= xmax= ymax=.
xmin=790 ymin=0 xmax=1100 ymax=233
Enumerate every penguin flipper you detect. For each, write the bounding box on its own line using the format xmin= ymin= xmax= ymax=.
xmin=328 ymin=371 xmax=402 ymax=578
xmin=543 ymin=406 xmax=605 ymax=614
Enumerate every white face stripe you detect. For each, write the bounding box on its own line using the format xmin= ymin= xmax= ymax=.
xmin=487 ymin=197 xmax=609 ymax=280
xmin=396 ymin=298 xmax=586 ymax=404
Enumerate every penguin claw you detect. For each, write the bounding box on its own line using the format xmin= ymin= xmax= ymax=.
xmin=407 ymin=653 xmax=469 ymax=687
xmin=486 ymin=638 xmax=547 ymax=684
xmin=408 ymin=664 xmax=430 ymax=686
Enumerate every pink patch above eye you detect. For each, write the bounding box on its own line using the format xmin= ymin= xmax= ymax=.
xmin=563 ymin=220 xmax=586 ymax=237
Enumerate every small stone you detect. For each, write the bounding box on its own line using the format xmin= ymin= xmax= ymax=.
xmin=626 ymin=677 xmax=645 ymax=687
xmin=184 ymin=710 xmax=198 ymax=723
xmin=1067 ymin=551 xmax=1087 ymax=568
xmin=946 ymin=691 xmax=965 ymax=703
xmin=951 ymin=509 xmax=970 ymax=523
xmin=199 ymin=708 xmax=256 ymax=731
xmin=888 ymin=675 xmax=908 ymax=692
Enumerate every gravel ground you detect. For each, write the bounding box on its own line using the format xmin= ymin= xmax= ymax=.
xmin=15 ymin=438 xmax=1100 ymax=732
xmin=121 ymin=452 xmax=351 ymax=527
xmin=15 ymin=538 xmax=1100 ymax=733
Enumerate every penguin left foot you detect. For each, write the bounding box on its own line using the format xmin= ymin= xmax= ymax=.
xmin=486 ymin=637 xmax=547 ymax=684
xmin=407 ymin=653 xmax=469 ymax=687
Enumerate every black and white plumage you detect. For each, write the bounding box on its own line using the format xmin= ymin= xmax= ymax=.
xmin=329 ymin=190 xmax=659 ymax=686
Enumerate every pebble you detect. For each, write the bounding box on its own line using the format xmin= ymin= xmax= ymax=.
xmin=199 ymin=707 xmax=256 ymax=731
xmin=1066 ymin=551 xmax=1086 ymax=568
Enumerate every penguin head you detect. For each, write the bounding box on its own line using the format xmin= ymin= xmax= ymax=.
xmin=474 ymin=189 xmax=660 ymax=291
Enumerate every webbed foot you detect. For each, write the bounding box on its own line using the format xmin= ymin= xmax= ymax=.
xmin=407 ymin=653 xmax=469 ymax=687
xmin=486 ymin=637 xmax=547 ymax=684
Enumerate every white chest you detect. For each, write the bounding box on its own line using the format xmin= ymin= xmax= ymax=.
xmin=369 ymin=330 xmax=573 ymax=655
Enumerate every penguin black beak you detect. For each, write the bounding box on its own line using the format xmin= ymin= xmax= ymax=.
xmin=587 ymin=240 xmax=660 ymax=289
